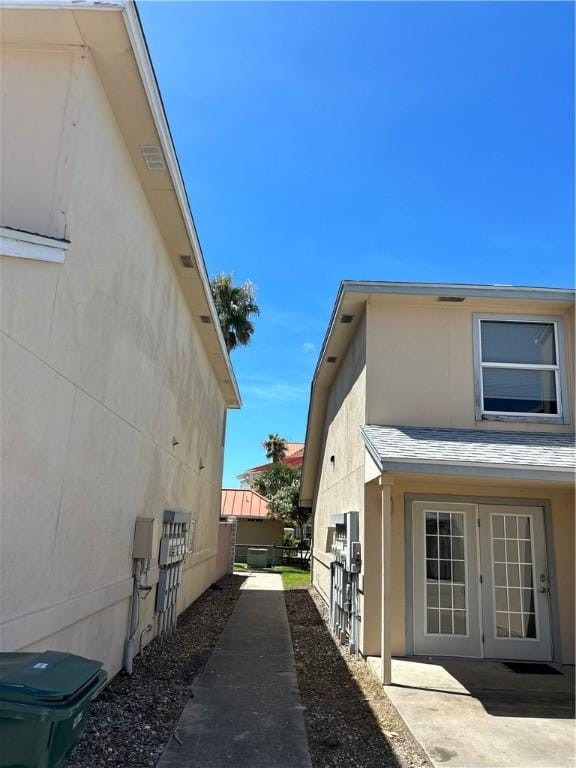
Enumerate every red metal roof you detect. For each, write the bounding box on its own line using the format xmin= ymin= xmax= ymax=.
xmin=242 ymin=443 xmax=305 ymax=476
xmin=221 ymin=489 xmax=270 ymax=519
xmin=284 ymin=443 xmax=304 ymax=458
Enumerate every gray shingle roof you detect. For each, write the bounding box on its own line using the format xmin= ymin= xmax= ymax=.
xmin=361 ymin=425 xmax=576 ymax=477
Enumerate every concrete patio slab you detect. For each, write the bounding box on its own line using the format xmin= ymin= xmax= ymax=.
xmin=368 ymin=656 xmax=575 ymax=768
xmin=157 ymin=571 xmax=311 ymax=768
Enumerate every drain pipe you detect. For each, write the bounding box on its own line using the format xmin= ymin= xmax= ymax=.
xmin=139 ymin=624 xmax=153 ymax=660
xmin=124 ymin=560 xmax=142 ymax=675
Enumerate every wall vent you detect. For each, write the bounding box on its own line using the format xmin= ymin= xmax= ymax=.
xmin=140 ymin=145 xmax=166 ymax=170
xmin=437 ymin=296 xmax=465 ymax=302
xmin=340 ymin=314 xmax=354 ymax=323
xmin=179 ymin=254 xmax=195 ymax=269
xmin=327 ymin=356 xmax=338 ymax=363
xmin=199 ymin=315 xmax=211 ymax=324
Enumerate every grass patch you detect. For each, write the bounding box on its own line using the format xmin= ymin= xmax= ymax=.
xmin=274 ymin=565 xmax=311 ymax=590
xmin=233 ymin=562 xmax=248 ymax=571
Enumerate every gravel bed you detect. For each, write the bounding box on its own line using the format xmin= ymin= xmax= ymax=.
xmin=285 ymin=587 xmax=431 ymax=768
xmin=66 ymin=574 xmax=246 ymax=768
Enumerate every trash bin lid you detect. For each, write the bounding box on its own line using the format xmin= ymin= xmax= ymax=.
xmin=0 ymin=651 xmax=103 ymax=704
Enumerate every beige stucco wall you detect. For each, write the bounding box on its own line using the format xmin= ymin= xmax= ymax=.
xmin=235 ymin=519 xmax=284 ymax=547
xmin=0 ymin=51 xmax=228 ymax=675
xmin=0 ymin=45 xmax=82 ymax=240
xmin=312 ymin=314 xmax=367 ymax=603
xmin=365 ymin=298 xmax=574 ymax=432
xmin=361 ymin=475 xmax=575 ymax=664
xmin=214 ymin=522 xmax=234 ymax=581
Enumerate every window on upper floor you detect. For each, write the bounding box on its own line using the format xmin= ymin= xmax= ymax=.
xmin=474 ymin=315 xmax=567 ymax=423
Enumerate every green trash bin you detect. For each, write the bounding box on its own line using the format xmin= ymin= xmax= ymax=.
xmin=0 ymin=650 xmax=107 ymax=768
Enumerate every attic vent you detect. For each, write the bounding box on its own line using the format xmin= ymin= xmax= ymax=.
xmin=199 ymin=315 xmax=211 ymax=324
xmin=437 ymin=296 xmax=465 ymax=302
xmin=140 ymin=145 xmax=166 ymax=170
xmin=340 ymin=314 xmax=354 ymax=324
xmin=327 ymin=356 xmax=338 ymax=363
xmin=178 ymin=254 xmax=195 ymax=269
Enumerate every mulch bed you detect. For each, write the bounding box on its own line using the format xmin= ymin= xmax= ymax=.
xmin=66 ymin=574 xmax=247 ymax=768
xmin=285 ymin=587 xmax=430 ymax=768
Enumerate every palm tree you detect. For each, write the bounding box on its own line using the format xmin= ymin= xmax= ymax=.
xmin=263 ymin=434 xmax=288 ymax=463
xmin=210 ymin=273 xmax=260 ymax=352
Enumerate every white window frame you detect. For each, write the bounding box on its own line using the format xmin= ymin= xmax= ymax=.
xmin=473 ymin=313 xmax=568 ymax=424
xmin=0 ymin=227 xmax=69 ymax=263
xmin=422 ymin=509 xmax=470 ymax=639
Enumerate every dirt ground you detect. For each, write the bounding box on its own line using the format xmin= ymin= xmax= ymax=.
xmin=285 ymin=587 xmax=430 ymax=768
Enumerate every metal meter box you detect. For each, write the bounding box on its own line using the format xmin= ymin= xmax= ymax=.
xmin=329 ymin=511 xmax=361 ymax=655
xmin=132 ymin=517 xmax=157 ymax=561
xmin=330 ymin=511 xmax=360 ymax=571
xmin=155 ymin=510 xmax=191 ymax=636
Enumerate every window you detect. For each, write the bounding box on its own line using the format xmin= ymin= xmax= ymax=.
xmin=491 ymin=513 xmax=537 ymax=639
xmin=424 ymin=511 xmax=467 ymax=636
xmin=474 ymin=315 xmax=566 ymax=421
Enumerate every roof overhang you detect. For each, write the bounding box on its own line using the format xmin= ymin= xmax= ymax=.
xmin=361 ymin=425 xmax=575 ymax=485
xmin=368 ymin=458 xmax=573 ymax=484
xmin=0 ymin=0 xmax=241 ymax=408
xmin=299 ymin=281 xmax=575 ymax=505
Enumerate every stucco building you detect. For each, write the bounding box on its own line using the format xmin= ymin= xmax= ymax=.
xmin=0 ymin=1 xmax=240 ymax=676
xmin=237 ymin=442 xmax=305 ymax=489
xmin=221 ymin=489 xmax=284 ymax=564
xmin=300 ymin=281 xmax=575 ymax=683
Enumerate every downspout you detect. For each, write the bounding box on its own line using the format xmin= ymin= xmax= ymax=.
xmin=124 ymin=560 xmax=142 ymax=675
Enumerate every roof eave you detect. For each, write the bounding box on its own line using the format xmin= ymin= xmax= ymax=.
xmin=341 ymin=281 xmax=576 ymax=303
xmin=379 ymin=459 xmax=573 ymax=483
xmin=122 ymin=2 xmax=241 ymax=408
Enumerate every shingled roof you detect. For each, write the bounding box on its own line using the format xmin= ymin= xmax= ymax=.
xmin=361 ymin=425 xmax=576 ymax=481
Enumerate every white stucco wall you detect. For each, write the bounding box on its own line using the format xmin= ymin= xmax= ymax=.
xmin=312 ymin=314 xmax=367 ymax=602
xmin=0 ymin=50 xmax=228 ymax=676
xmin=365 ymin=298 xmax=575 ymax=432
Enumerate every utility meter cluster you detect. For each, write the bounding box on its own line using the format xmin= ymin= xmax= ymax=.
xmin=330 ymin=511 xmax=362 ymax=655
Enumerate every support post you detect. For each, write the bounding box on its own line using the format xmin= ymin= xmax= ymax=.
xmin=380 ymin=476 xmax=393 ymax=685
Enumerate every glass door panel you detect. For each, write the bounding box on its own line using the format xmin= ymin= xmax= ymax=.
xmin=479 ymin=505 xmax=552 ymax=661
xmin=413 ymin=501 xmax=482 ymax=657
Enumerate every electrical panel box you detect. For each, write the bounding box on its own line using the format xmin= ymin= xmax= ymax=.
xmin=158 ymin=534 xmax=187 ymax=566
xmin=330 ymin=511 xmax=360 ymax=571
xmin=132 ymin=517 xmax=158 ymax=561
xmin=158 ymin=510 xmax=191 ymax=567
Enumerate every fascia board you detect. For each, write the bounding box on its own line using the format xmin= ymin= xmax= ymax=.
xmin=0 ymin=1 xmax=125 ymax=9
xmin=341 ymin=281 xmax=575 ymax=303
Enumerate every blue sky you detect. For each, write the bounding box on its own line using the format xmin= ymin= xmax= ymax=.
xmin=138 ymin=1 xmax=574 ymax=486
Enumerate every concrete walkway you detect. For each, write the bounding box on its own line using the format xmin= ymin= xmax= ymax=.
xmin=157 ymin=571 xmax=312 ymax=768
xmin=369 ymin=656 xmax=575 ymax=768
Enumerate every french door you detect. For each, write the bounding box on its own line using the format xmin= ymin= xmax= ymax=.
xmin=412 ymin=501 xmax=552 ymax=661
